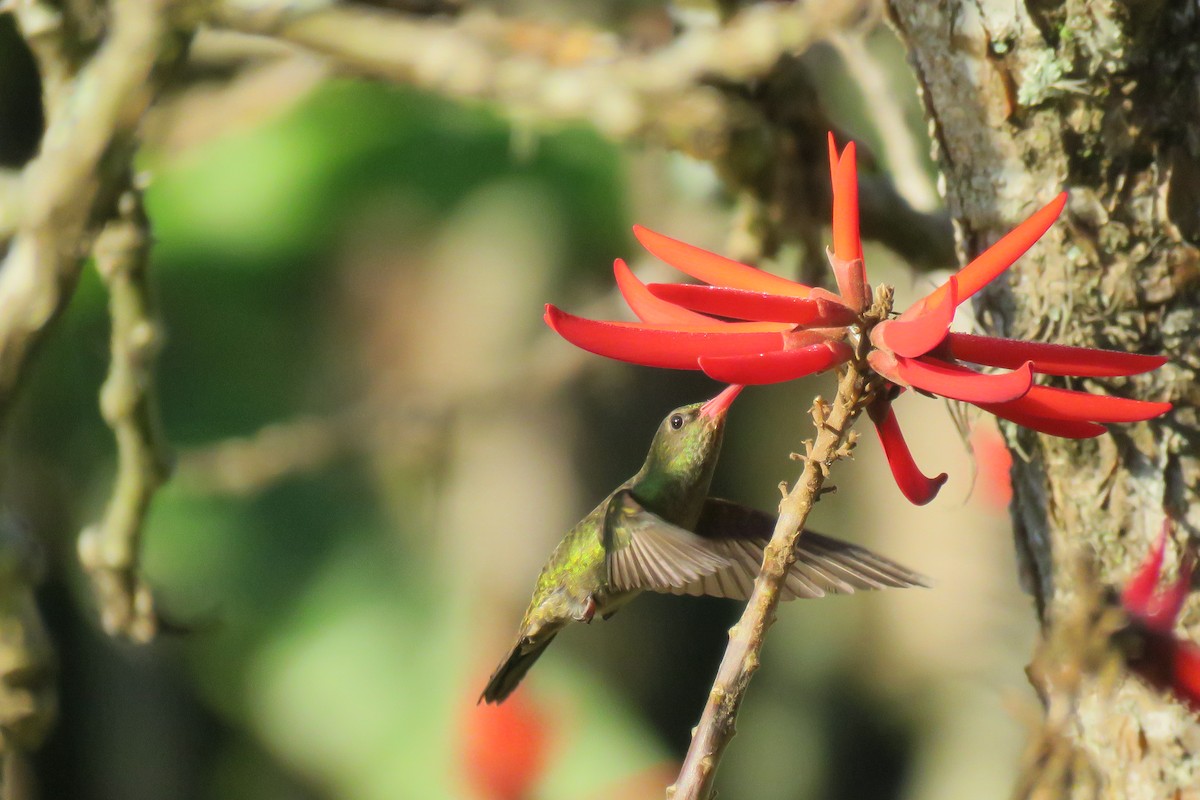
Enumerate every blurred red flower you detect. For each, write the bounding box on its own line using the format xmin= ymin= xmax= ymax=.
xmin=1117 ymin=521 xmax=1200 ymax=714
xmin=462 ymin=688 xmax=550 ymax=800
xmin=969 ymin=423 xmax=1013 ymax=509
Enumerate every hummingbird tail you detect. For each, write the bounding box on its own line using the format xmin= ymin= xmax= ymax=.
xmin=480 ymin=633 xmax=558 ymax=704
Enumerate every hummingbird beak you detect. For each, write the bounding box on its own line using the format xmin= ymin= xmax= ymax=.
xmin=700 ymin=384 xmax=744 ymax=419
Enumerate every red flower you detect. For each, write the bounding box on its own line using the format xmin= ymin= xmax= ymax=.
xmin=544 ymin=135 xmax=1171 ymax=504
xmin=1116 ymin=520 xmax=1200 ymax=714
xmin=968 ymin=423 xmax=1013 ymax=509
xmin=462 ymin=688 xmax=550 ymax=800
xmin=545 ymin=244 xmax=854 ymax=382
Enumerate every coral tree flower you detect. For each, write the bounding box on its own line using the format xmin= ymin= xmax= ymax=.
xmin=1115 ymin=521 xmax=1200 ymax=714
xmin=544 ymin=135 xmax=1171 ymax=504
xmin=463 ymin=688 xmax=550 ymax=800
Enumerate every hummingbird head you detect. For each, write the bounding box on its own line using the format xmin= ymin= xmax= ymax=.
xmin=639 ymin=385 xmax=743 ymax=502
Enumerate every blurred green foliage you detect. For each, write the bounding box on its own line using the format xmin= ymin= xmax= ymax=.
xmin=20 ymin=80 xmax=669 ymax=800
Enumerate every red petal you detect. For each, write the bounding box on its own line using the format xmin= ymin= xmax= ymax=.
xmin=647 ymin=284 xmax=857 ymax=326
xmin=698 ymin=340 xmax=852 ymax=385
xmin=969 ymin=423 xmax=1013 ymax=508
xmin=896 ymin=357 xmax=1034 ymax=404
xmin=632 ymin=226 xmax=812 ymax=298
xmin=986 ymin=385 xmax=1172 ymax=424
xmin=464 ymin=688 xmax=550 ymax=799
xmin=1122 ymin=520 xmax=1170 ymax=618
xmin=876 ymin=277 xmax=958 ymax=357
xmin=809 ymin=287 xmax=850 ymax=305
xmin=613 ymin=259 xmax=718 ymax=326
xmin=923 ymin=193 xmax=1067 ymax=310
xmin=946 ymin=333 xmax=1168 ymax=377
xmin=1169 ymin=639 xmax=1200 ymax=713
xmin=830 ymin=140 xmax=863 ymax=263
xmin=827 ymin=250 xmax=869 ymax=313
xmin=544 ymin=306 xmax=793 ymax=369
xmin=981 ymin=404 xmax=1107 ymax=438
xmin=1145 ymin=550 xmax=1195 ymax=632
xmin=867 ymin=401 xmax=947 ymax=505
xmin=867 ymin=349 xmax=905 ymax=386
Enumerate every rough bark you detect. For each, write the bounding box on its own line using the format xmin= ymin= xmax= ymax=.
xmin=886 ymin=1 xmax=1200 ymax=797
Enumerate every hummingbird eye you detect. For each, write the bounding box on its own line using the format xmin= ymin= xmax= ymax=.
xmin=669 ymin=413 xmax=685 ymax=430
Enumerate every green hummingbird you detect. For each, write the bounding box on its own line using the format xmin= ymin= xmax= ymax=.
xmin=481 ymin=384 xmax=928 ymax=704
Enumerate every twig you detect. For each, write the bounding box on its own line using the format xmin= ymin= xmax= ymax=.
xmin=10 ymin=0 xmax=85 ymax=108
xmin=667 ymin=287 xmax=890 ymax=799
xmin=0 ymin=0 xmax=175 ymax=780
xmin=0 ymin=515 xmax=55 ymax=783
xmin=830 ymin=33 xmax=939 ymax=212
xmin=77 ymin=186 xmax=171 ymax=643
xmin=207 ymin=0 xmax=838 ymax=149
xmin=204 ymin=0 xmax=954 ymax=271
xmin=0 ymin=0 xmax=172 ymax=422
xmin=171 ymin=278 xmax=626 ymax=496
xmin=175 ymin=411 xmax=364 ymax=496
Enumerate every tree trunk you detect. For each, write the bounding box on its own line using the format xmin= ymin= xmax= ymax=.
xmin=886 ymin=1 xmax=1200 ymax=797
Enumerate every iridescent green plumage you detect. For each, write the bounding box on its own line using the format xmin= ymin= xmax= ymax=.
xmin=481 ymin=386 xmax=927 ymax=704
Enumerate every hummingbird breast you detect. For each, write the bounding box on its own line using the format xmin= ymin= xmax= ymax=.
xmin=526 ymin=469 xmax=707 ymax=629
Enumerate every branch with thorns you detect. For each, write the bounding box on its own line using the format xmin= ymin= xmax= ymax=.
xmin=668 ymin=285 xmax=891 ymax=799
xmin=0 ymin=0 xmax=178 ymax=780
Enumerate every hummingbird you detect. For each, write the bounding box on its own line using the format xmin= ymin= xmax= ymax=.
xmin=480 ymin=384 xmax=928 ymax=704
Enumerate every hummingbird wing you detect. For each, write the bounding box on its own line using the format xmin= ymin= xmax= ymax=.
xmin=480 ymin=632 xmax=558 ymax=704
xmin=604 ymin=490 xmax=736 ymax=592
xmin=668 ymin=498 xmax=931 ymax=601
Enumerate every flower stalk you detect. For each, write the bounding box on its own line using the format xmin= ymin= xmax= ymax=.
xmin=78 ymin=187 xmax=171 ymax=643
xmin=667 ymin=288 xmax=891 ymax=799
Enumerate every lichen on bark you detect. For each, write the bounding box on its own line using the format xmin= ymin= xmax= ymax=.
xmin=887 ymin=1 xmax=1200 ymax=796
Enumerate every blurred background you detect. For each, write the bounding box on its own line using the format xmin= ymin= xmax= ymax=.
xmin=2 ymin=4 xmax=1038 ymax=799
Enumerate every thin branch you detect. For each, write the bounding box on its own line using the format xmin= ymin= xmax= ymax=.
xmin=0 ymin=0 xmax=172 ymax=422
xmin=824 ymin=35 xmax=955 ymax=270
xmin=172 ymin=279 xmax=624 ymax=496
xmin=856 ymin=172 xmax=955 ymax=269
xmin=0 ymin=0 xmax=175 ymax=780
xmin=204 ymin=1 xmax=954 ymax=271
xmin=831 ymin=32 xmax=939 ymax=212
xmin=207 ymin=0 xmax=839 ymax=148
xmin=175 ymin=411 xmax=364 ymax=496
xmin=668 ymin=286 xmax=891 ymax=799
xmin=0 ymin=515 xmax=55 ymax=775
xmin=11 ymin=0 xmax=85 ymax=108
xmin=77 ymin=186 xmax=171 ymax=643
